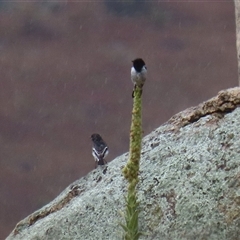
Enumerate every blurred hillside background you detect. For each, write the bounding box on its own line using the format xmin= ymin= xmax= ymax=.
xmin=0 ymin=1 xmax=237 ymax=238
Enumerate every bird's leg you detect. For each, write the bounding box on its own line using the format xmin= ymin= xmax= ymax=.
xmin=132 ymin=85 xmax=136 ymax=98
xmin=132 ymin=85 xmax=143 ymax=98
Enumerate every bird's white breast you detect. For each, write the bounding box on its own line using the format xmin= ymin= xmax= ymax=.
xmin=131 ymin=67 xmax=147 ymax=86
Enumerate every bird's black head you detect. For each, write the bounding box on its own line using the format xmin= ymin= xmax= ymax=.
xmin=132 ymin=58 xmax=146 ymax=72
xmin=91 ymin=133 xmax=102 ymax=142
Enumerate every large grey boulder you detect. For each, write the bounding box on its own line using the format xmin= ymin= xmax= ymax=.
xmin=7 ymin=88 xmax=240 ymax=240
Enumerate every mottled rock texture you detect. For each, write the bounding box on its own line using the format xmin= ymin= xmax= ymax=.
xmin=7 ymin=88 xmax=240 ymax=240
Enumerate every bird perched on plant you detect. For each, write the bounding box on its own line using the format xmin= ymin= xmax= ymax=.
xmin=91 ymin=133 xmax=109 ymax=166
xmin=131 ymin=58 xmax=147 ymax=97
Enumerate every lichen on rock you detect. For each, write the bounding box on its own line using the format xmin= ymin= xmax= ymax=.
xmin=6 ymin=87 xmax=240 ymax=240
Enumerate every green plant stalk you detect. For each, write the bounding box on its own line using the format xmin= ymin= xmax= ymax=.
xmin=121 ymin=86 xmax=143 ymax=240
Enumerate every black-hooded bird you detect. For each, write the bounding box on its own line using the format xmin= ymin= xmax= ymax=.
xmin=91 ymin=133 xmax=109 ymax=166
xmin=131 ymin=58 xmax=147 ymax=97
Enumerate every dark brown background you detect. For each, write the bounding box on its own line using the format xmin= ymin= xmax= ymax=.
xmin=0 ymin=1 xmax=237 ymax=238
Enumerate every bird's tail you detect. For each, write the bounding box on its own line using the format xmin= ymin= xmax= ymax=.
xmin=98 ymin=158 xmax=105 ymax=165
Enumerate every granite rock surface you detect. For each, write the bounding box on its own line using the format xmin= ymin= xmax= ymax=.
xmin=7 ymin=88 xmax=240 ymax=240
